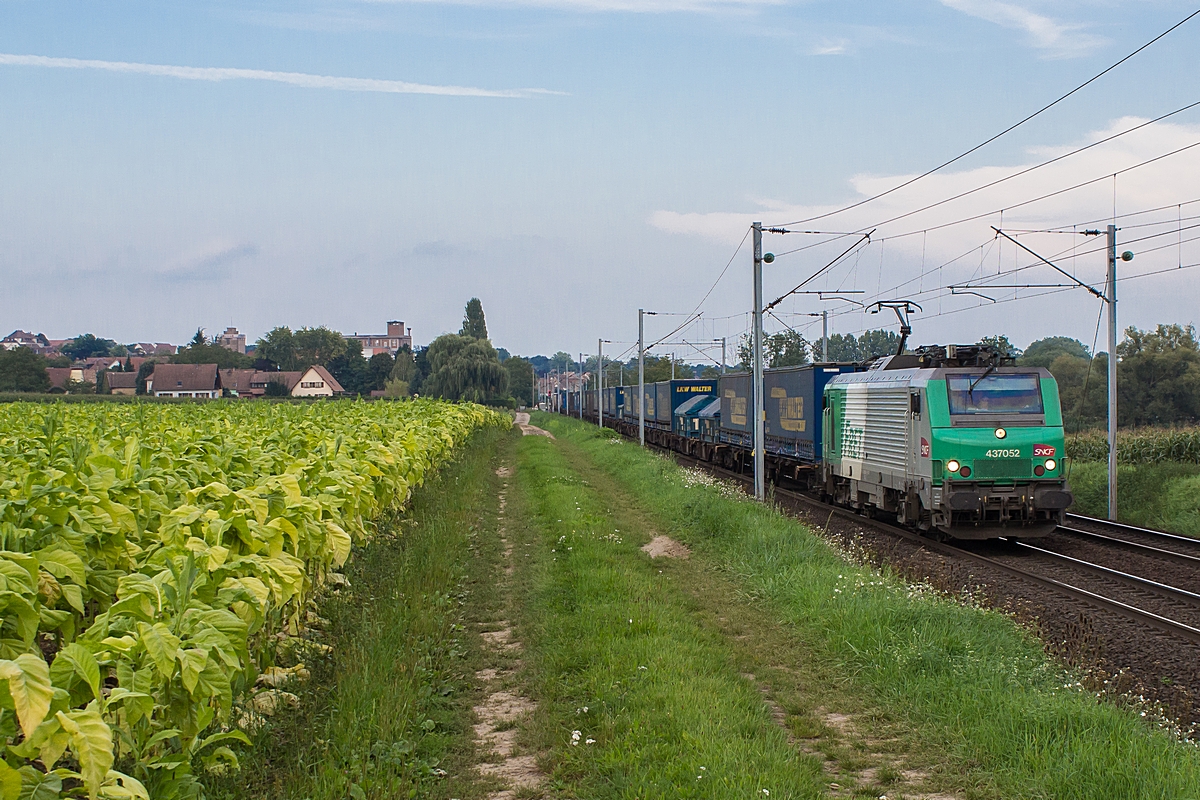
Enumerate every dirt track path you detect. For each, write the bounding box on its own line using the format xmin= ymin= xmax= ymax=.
xmin=471 ymin=461 xmax=545 ymax=799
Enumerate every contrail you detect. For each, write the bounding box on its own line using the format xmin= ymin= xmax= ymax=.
xmin=0 ymin=53 xmax=564 ymax=98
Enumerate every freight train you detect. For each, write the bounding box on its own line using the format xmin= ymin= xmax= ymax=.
xmin=571 ymin=343 xmax=1073 ymax=540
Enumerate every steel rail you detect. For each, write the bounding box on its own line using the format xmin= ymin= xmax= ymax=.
xmin=1003 ymin=539 xmax=1200 ymax=607
xmin=1065 ymin=512 xmax=1200 ymax=549
xmin=1057 ymin=526 xmax=1200 ymax=568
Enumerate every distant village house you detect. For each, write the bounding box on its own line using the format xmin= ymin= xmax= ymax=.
xmin=218 ymin=365 xmax=344 ymax=398
xmin=148 ymin=364 xmax=222 ymax=399
xmin=2 ymin=330 xmax=52 ymax=353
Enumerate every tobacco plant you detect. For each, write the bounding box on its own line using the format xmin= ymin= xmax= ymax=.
xmin=0 ymin=399 xmax=507 ymax=799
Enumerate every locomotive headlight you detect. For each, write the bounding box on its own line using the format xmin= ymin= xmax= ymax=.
xmin=946 ymin=459 xmax=961 ymax=473
xmin=1045 ymin=459 xmax=1057 ymax=472
xmin=994 ymin=428 xmax=1007 ymax=439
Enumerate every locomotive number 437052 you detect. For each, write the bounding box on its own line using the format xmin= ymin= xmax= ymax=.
xmin=985 ymin=449 xmax=1022 ymax=458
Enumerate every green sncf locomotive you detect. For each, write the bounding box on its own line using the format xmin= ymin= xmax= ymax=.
xmin=821 ymin=344 xmax=1073 ymax=539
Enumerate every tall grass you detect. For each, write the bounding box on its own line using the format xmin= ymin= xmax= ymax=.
xmin=536 ymin=413 xmax=1200 ymax=799
xmin=512 ymin=434 xmax=829 ymax=798
xmin=210 ymin=428 xmax=508 ymax=800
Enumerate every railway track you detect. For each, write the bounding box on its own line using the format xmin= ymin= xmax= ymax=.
xmin=652 ymin=437 xmax=1200 ymax=646
xmin=1059 ymin=513 xmax=1200 ymax=569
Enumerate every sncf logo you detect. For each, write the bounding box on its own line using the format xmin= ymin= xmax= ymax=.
xmin=1033 ymin=444 xmax=1056 ymax=457
xmin=920 ymin=438 xmax=930 ymax=458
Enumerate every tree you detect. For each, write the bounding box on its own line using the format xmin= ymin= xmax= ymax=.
xmin=61 ymin=334 xmax=117 ymax=361
xmin=497 ymin=347 xmax=510 ymax=362
xmin=737 ymin=331 xmax=810 ymax=369
xmin=135 ymin=360 xmax=157 ymax=395
xmin=857 ymin=329 xmax=904 ymax=360
xmin=1116 ymin=324 xmax=1200 ymax=426
xmin=824 ymin=333 xmax=861 ymax=362
xmin=124 ymin=356 xmax=134 ymax=373
xmin=381 ymin=379 xmax=410 ymax=398
xmin=293 ymin=327 xmax=347 ymax=369
xmin=96 ymin=369 xmax=110 ymax=395
xmin=255 ymin=327 xmax=297 ymax=371
xmin=174 ymin=328 xmax=253 ymax=369
xmin=461 ymin=298 xmax=489 ymax=340
xmin=978 ymin=335 xmax=1022 ymax=359
xmin=504 ymin=357 xmax=535 ymax=406
xmin=412 ymin=346 xmax=430 ymax=394
xmin=264 ymin=379 xmax=291 ymax=397
xmin=0 ymin=348 xmax=51 ymax=392
xmin=326 ymin=339 xmax=369 ymax=396
xmin=1021 ymin=336 xmax=1091 ymax=369
xmin=423 ymin=334 xmax=509 ymax=404
xmin=365 ymin=353 xmax=395 ymax=394
xmin=820 ymin=330 xmax=903 ymax=363
xmin=550 ymin=352 xmax=574 ymax=373
xmin=1048 ymin=352 xmax=1107 ymax=432
xmin=391 ymin=347 xmax=416 ymax=384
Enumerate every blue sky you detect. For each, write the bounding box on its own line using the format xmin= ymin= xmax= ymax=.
xmin=2 ymin=0 xmax=1199 ymax=361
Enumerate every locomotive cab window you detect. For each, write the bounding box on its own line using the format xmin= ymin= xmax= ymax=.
xmin=947 ymin=373 xmax=1043 ymax=415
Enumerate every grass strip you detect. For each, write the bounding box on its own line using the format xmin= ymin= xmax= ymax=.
xmin=510 ymin=432 xmax=828 ymax=798
xmin=534 ymin=413 xmax=1200 ymax=800
xmin=1069 ymin=459 xmax=1200 ymax=536
xmin=210 ymin=427 xmax=509 ymax=800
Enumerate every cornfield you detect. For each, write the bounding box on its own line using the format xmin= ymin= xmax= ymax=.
xmin=1068 ymin=426 xmax=1200 ymax=464
xmin=0 ymin=399 xmax=508 ymax=799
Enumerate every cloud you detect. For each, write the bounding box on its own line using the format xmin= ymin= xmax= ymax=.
xmin=0 ymin=53 xmax=562 ymax=98
xmin=649 ymin=116 xmax=1200 ymax=269
xmin=939 ymin=0 xmax=1107 ymax=57
xmin=809 ymin=37 xmax=850 ymax=55
xmin=155 ymin=242 xmax=261 ymax=283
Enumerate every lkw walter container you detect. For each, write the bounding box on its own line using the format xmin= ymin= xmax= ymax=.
xmin=666 ymin=379 xmax=717 ymax=430
xmin=764 ymin=364 xmax=862 ymax=464
xmin=718 ymin=372 xmax=752 ymax=448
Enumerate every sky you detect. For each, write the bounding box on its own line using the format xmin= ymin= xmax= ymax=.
xmin=1 ymin=0 xmax=1199 ymax=364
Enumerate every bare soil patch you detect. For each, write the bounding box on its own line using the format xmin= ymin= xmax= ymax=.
xmin=640 ymin=534 xmax=691 ymax=559
xmin=513 ymin=412 xmax=554 ymax=439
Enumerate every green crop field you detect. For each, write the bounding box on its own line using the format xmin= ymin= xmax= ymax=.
xmin=0 ymin=400 xmax=507 ymax=799
xmin=1068 ymin=426 xmax=1200 ymax=464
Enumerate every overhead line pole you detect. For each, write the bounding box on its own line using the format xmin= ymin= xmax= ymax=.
xmin=752 ymin=222 xmax=766 ymax=502
xmin=638 ymin=309 xmax=646 ymax=447
xmin=822 ymin=310 xmax=829 ymax=362
xmin=985 ymin=226 xmax=1127 ymax=521
xmin=598 ymin=338 xmax=604 ymax=430
xmin=1107 ymin=224 xmax=1119 ymax=521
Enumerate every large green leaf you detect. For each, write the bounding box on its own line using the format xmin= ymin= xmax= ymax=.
xmin=56 ymin=644 xmax=101 ymax=702
xmin=0 ymin=761 xmax=19 ymax=800
xmin=15 ymin=766 xmax=61 ymax=800
xmin=137 ymin=623 xmax=180 ymax=679
xmin=0 ymin=655 xmax=53 ymax=737
xmin=56 ymin=702 xmax=114 ymax=800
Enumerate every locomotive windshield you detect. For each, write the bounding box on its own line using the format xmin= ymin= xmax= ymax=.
xmin=947 ymin=373 xmax=1043 ymax=415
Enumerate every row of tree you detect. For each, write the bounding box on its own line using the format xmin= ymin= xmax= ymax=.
xmin=1015 ymin=325 xmax=1200 ymax=431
